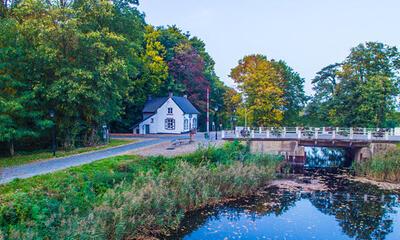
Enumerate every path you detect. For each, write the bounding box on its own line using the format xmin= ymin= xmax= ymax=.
xmin=0 ymin=135 xmax=193 ymax=184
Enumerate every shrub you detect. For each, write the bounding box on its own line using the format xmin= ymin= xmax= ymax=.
xmin=0 ymin=142 xmax=282 ymax=239
xmin=353 ymin=148 xmax=400 ymax=183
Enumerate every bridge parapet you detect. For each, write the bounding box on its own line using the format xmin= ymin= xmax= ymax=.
xmin=222 ymin=126 xmax=400 ymax=143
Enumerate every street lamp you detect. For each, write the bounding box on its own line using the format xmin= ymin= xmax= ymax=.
xmin=214 ymin=106 xmax=218 ymax=140
xmin=49 ymin=109 xmax=56 ymax=156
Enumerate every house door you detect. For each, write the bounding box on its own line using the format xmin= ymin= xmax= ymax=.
xmin=145 ymin=124 xmax=150 ymax=134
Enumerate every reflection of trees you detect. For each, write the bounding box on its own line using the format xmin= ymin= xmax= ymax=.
xmin=308 ymin=189 xmax=398 ymax=240
xmin=168 ymin=188 xmax=298 ymax=239
xmin=305 ymin=147 xmax=347 ymax=168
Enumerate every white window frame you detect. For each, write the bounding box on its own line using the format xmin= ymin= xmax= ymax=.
xmin=165 ymin=118 xmax=175 ymax=130
xmin=167 ymin=107 xmax=173 ymax=114
xmin=184 ymin=119 xmax=189 ymax=130
xmin=193 ymin=118 xmax=197 ymax=129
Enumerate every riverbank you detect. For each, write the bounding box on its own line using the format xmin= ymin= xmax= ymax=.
xmin=0 ymin=141 xmax=283 ymax=239
xmin=353 ymin=145 xmax=400 ymax=183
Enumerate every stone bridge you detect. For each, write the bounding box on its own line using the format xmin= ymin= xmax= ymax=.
xmin=222 ymin=127 xmax=400 ymax=166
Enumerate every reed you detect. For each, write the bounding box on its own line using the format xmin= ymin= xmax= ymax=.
xmin=0 ymin=141 xmax=282 ymax=239
xmin=353 ymin=148 xmax=400 ymax=183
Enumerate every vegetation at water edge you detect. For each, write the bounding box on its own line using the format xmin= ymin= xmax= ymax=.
xmin=353 ymin=146 xmax=400 ymax=183
xmin=0 ymin=141 xmax=282 ymax=239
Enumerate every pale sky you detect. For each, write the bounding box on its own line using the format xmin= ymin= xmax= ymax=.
xmin=138 ymin=0 xmax=400 ymax=94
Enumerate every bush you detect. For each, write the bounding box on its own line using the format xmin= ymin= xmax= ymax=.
xmin=0 ymin=142 xmax=282 ymax=239
xmin=353 ymin=148 xmax=400 ymax=183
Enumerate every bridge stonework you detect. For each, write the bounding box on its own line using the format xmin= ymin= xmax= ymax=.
xmin=353 ymin=143 xmax=397 ymax=163
xmin=249 ymin=140 xmax=397 ymax=164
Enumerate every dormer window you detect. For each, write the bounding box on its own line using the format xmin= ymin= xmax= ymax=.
xmin=168 ymin=107 xmax=173 ymax=114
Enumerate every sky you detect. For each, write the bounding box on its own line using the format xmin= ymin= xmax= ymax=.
xmin=138 ymin=0 xmax=400 ymax=94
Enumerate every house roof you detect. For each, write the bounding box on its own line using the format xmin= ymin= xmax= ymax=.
xmin=142 ymin=96 xmax=200 ymax=114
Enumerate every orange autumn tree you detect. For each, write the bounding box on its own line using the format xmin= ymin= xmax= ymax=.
xmin=230 ymin=54 xmax=285 ymax=126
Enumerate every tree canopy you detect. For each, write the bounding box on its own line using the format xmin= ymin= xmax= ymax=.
xmin=306 ymin=42 xmax=400 ymax=127
xmin=0 ymin=0 xmax=231 ymax=155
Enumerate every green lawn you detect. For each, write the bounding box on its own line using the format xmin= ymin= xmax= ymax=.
xmin=0 ymin=139 xmax=136 ymax=169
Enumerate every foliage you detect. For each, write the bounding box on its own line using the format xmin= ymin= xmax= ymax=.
xmin=353 ymin=147 xmax=400 ymax=183
xmin=0 ymin=1 xmax=230 ymax=154
xmin=230 ymin=55 xmax=307 ymax=127
xmin=0 ymin=142 xmax=282 ymax=239
xmin=307 ymin=42 xmax=400 ymax=127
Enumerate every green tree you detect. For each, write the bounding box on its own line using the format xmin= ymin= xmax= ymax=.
xmin=230 ymin=55 xmax=285 ymax=126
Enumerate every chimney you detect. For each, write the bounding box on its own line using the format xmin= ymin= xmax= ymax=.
xmin=183 ymin=94 xmax=187 ymax=99
xmin=168 ymin=92 xmax=173 ymax=98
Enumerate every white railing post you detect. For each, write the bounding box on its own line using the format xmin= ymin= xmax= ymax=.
xmin=385 ymin=131 xmax=389 ymax=140
xmin=266 ymin=129 xmax=270 ymax=138
xmin=259 ymin=127 xmax=262 ymax=134
xmin=322 ymin=127 xmax=326 ymax=134
xmin=368 ymin=131 xmax=372 ymax=140
xmin=297 ymin=129 xmax=301 ymax=139
xmin=350 ymin=127 xmax=354 ymax=140
xmin=336 ymin=127 xmax=339 ymax=133
xmin=283 ymin=127 xmax=286 ymax=137
xmin=221 ymin=130 xmax=225 ymax=139
xmin=332 ymin=130 xmax=336 ymax=140
xmin=315 ymin=129 xmax=318 ymax=139
xmin=251 ymin=130 xmax=255 ymax=138
xmin=363 ymin=128 xmax=367 ymax=135
xmin=235 ymin=129 xmax=239 ymax=138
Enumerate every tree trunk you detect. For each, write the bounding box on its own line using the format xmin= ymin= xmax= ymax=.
xmin=9 ymin=139 xmax=14 ymax=157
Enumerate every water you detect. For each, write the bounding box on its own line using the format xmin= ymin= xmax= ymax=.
xmin=305 ymin=147 xmax=350 ymax=169
xmin=169 ymin=175 xmax=400 ymax=240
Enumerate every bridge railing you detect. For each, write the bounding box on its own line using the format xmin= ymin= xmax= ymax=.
xmin=222 ymin=127 xmax=400 ymax=141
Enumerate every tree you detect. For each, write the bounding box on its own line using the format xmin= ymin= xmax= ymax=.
xmin=272 ymin=60 xmax=308 ymax=125
xmin=307 ymin=42 xmax=400 ymax=127
xmin=168 ymin=42 xmax=210 ymax=113
xmin=230 ymin=55 xmax=285 ymax=126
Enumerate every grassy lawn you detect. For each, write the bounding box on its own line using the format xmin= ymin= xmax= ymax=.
xmin=0 ymin=139 xmax=136 ymax=169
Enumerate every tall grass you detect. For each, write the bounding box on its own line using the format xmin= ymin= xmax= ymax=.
xmin=353 ymin=148 xmax=400 ymax=183
xmin=0 ymin=141 xmax=282 ymax=239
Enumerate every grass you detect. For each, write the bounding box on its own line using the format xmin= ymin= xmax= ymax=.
xmin=353 ymin=145 xmax=400 ymax=183
xmin=0 ymin=141 xmax=283 ymax=239
xmin=0 ymin=139 xmax=136 ymax=169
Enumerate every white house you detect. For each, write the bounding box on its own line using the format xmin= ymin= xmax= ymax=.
xmin=133 ymin=93 xmax=200 ymax=134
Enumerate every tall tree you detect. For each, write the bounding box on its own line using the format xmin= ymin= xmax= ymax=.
xmin=230 ymin=55 xmax=285 ymax=126
xmin=272 ymin=60 xmax=308 ymax=125
xmin=307 ymin=42 xmax=400 ymax=127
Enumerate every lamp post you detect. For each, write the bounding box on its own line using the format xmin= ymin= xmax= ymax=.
xmin=214 ymin=106 xmax=218 ymax=140
xmin=49 ymin=109 xmax=56 ymax=156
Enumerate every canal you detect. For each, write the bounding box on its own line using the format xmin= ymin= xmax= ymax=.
xmin=167 ymin=148 xmax=400 ymax=240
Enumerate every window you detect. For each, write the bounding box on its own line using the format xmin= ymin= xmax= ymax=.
xmin=184 ymin=119 xmax=189 ymax=130
xmin=168 ymin=107 xmax=173 ymax=114
xmin=165 ymin=118 xmax=175 ymax=130
xmin=193 ymin=118 xmax=197 ymax=128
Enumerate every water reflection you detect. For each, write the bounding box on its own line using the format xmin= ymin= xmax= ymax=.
xmin=305 ymin=147 xmax=350 ymax=168
xmin=168 ymin=176 xmax=400 ymax=240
